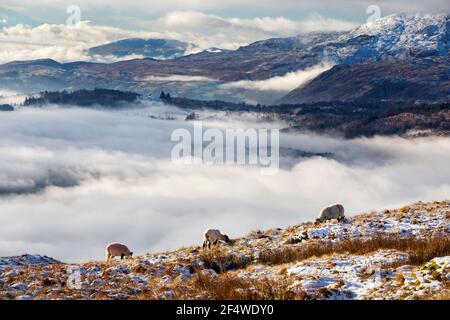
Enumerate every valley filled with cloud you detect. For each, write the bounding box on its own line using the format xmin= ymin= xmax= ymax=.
xmin=1 ymin=105 xmax=449 ymax=262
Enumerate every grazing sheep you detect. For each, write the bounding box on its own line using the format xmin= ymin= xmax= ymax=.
xmin=316 ymin=204 xmax=345 ymax=223
xmin=105 ymin=243 xmax=133 ymax=262
xmin=202 ymin=229 xmax=231 ymax=250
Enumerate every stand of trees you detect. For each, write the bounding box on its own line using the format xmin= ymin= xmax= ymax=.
xmin=159 ymin=92 xmax=450 ymax=138
xmin=24 ymin=89 xmax=141 ymax=108
xmin=0 ymin=104 xmax=14 ymax=111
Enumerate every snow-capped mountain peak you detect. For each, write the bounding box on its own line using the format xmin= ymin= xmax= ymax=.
xmin=334 ymin=13 xmax=450 ymax=61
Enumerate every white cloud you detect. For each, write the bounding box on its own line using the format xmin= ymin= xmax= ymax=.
xmin=0 ymin=12 xmax=359 ymax=63
xmin=230 ymin=14 xmax=358 ymax=33
xmin=221 ymin=63 xmax=333 ymax=91
xmin=0 ymin=89 xmax=27 ymax=105
xmin=0 ymin=106 xmax=450 ymax=262
xmin=0 ymin=21 xmax=170 ymax=63
xmin=3 ymin=0 xmax=448 ymax=17
xmin=145 ymin=11 xmax=358 ymax=50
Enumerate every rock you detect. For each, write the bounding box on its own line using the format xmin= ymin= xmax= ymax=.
xmin=131 ymin=276 xmax=147 ymax=284
xmin=10 ymin=283 xmax=28 ymax=291
xmin=105 ymin=266 xmax=131 ymax=275
xmin=161 ymin=275 xmax=172 ymax=282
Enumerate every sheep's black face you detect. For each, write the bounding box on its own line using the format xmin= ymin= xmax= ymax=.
xmin=130 ymin=252 xmax=133 ymax=257
xmin=224 ymin=235 xmax=231 ymax=243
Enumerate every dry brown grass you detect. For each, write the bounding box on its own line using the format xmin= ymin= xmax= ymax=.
xmin=259 ymin=236 xmax=450 ymax=267
xmin=199 ymin=249 xmax=252 ymax=273
xmin=133 ymin=271 xmax=300 ymax=300
xmin=422 ymin=280 xmax=450 ymax=300
xmin=189 ymin=236 xmax=450 ymax=277
xmin=168 ymin=236 xmax=450 ymax=300
xmin=172 ymin=273 xmax=298 ymax=300
xmin=430 ymin=291 xmax=450 ymax=300
xmin=399 ymin=206 xmax=410 ymax=214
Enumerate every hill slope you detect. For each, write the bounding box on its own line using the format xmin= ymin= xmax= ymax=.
xmin=0 ymin=200 xmax=449 ymax=300
xmin=88 ymin=38 xmax=195 ymax=60
xmin=280 ymin=57 xmax=450 ymax=104
xmin=1 ymin=14 xmax=448 ymax=98
xmin=329 ymin=13 xmax=450 ymax=63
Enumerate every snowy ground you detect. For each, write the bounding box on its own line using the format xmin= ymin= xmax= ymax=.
xmin=0 ymin=200 xmax=448 ymax=300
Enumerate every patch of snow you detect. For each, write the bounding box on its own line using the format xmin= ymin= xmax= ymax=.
xmin=287 ymin=250 xmax=408 ymax=299
xmin=0 ymin=254 xmax=60 ymax=269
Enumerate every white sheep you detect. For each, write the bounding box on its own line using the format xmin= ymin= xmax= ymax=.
xmin=316 ymin=204 xmax=345 ymax=223
xmin=105 ymin=243 xmax=133 ymax=262
xmin=202 ymin=229 xmax=231 ymax=250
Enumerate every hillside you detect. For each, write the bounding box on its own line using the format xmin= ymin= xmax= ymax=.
xmin=0 ymin=14 xmax=448 ymax=103
xmin=161 ymin=95 xmax=450 ymax=138
xmin=87 ymin=38 xmax=195 ymax=60
xmin=280 ymin=57 xmax=450 ymax=104
xmin=330 ymin=13 xmax=450 ymax=63
xmin=0 ymin=200 xmax=449 ymax=300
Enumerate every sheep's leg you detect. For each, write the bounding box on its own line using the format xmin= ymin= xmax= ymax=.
xmin=208 ymin=241 xmax=211 ymax=249
xmin=203 ymin=240 xmax=207 ymax=250
xmin=105 ymin=253 xmax=111 ymax=262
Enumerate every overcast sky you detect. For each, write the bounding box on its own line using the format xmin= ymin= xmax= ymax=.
xmin=1 ymin=1 xmax=449 ymax=27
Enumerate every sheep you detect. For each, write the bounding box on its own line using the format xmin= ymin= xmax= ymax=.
xmin=316 ymin=204 xmax=345 ymax=223
xmin=202 ymin=229 xmax=231 ymax=250
xmin=105 ymin=243 xmax=133 ymax=262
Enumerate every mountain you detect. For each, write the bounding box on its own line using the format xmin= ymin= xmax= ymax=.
xmin=87 ymin=38 xmax=195 ymax=60
xmin=0 ymin=14 xmax=448 ymax=103
xmin=332 ymin=13 xmax=450 ymax=62
xmin=278 ymin=14 xmax=450 ymax=104
xmin=0 ymin=32 xmax=350 ymax=91
xmin=280 ymin=56 xmax=450 ymax=104
xmin=0 ymin=200 xmax=449 ymax=300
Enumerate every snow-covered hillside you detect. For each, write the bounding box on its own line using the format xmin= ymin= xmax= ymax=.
xmin=329 ymin=13 xmax=450 ymax=63
xmin=246 ymin=13 xmax=450 ymax=64
xmin=0 ymin=200 xmax=448 ymax=300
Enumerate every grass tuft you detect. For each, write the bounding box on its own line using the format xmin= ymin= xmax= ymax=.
xmin=259 ymin=236 xmax=450 ymax=267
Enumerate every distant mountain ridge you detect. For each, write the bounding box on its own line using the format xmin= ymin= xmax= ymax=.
xmin=87 ymin=38 xmax=196 ymax=60
xmin=278 ymin=13 xmax=450 ymax=104
xmin=0 ymin=14 xmax=449 ymax=104
xmin=334 ymin=13 xmax=450 ymax=61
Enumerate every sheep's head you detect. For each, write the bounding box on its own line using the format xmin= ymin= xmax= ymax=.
xmin=223 ymin=235 xmax=231 ymax=243
xmin=123 ymin=251 xmax=133 ymax=259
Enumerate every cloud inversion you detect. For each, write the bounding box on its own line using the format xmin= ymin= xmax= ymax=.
xmin=0 ymin=105 xmax=449 ymax=262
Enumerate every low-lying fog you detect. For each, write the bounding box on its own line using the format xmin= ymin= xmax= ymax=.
xmin=1 ymin=105 xmax=450 ymax=262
